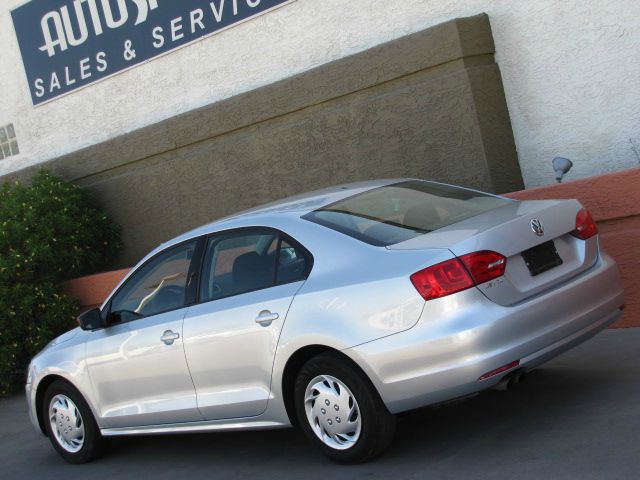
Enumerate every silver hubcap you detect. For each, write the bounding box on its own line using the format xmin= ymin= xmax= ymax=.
xmin=304 ymin=375 xmax=361 ymax=450
xmin=49 ymin=394 xmax=85 ymax=453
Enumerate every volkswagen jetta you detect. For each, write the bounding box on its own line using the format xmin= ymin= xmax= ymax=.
xmin=25 ymin=179 xmax=625 ymax=463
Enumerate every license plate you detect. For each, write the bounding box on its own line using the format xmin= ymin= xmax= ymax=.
xmin=521 ymin=240 xmax=563 ymax=276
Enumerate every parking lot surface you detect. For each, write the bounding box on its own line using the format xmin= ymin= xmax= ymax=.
xmin=2 ymin=328 xmax=638 ymax=480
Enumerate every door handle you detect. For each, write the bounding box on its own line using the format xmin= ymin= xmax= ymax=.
xmin=160 ymin=330 xmax=180 ymax=345
xmin=255 ymin=310 xmax=279 ymax=327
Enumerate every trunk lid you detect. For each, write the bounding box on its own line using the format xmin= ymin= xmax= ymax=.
xmin=389 ymin=199 xmax=599 ymax=305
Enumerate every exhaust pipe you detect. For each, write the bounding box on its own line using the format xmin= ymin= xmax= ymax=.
xmin=494 ymin=376 xmax=513 ymax=391
xmin=493 ymin=370 xmax=526 ymax=391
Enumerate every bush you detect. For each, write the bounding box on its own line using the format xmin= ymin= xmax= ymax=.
xmin=0 ymin=170 xmax=121 ymax=395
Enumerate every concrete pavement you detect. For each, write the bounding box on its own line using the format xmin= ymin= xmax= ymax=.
xmin=2 ymin=329 xmax=638 ymax=479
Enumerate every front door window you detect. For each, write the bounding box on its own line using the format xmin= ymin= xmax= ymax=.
xmin=110 ymin=241 xmax=196 ymax=319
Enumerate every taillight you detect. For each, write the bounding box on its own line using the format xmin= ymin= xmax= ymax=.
xmin=410 ymin=258 xmax=474 ymax=301
xmin=410 ymin=251 xmax=506 ymax=301
xmin=459 ymin=251 xmax=506 ymax=285
xmin=571 ymin=207 xmax=598 ymax=240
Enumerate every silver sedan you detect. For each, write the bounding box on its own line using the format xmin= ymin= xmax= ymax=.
xmin=26 ymin=179 xmax=625 ymax=463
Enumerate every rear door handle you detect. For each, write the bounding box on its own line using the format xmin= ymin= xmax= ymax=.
xmin=255 ymin=311 xmax=279 ymax=327
xmin=161 ymin=330 xmax=180 ymax=345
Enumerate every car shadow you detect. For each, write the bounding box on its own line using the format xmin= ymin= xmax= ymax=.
xmin=13 ymin=330 xmax=636 ymax=480
xmin=14 ymin=352 xmax=631 ymax=480
xmin=102 ymin=366 xmax=606 ymax=467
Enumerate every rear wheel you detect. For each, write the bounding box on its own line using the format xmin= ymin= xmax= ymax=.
xmin=294 ymin=353 xmax=396 ymax=463
xmin=42 ymin=380 xmax=105 ymax=463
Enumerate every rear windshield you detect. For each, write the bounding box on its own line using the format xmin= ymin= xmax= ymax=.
xmin=302 ymin=180 xmax=511 ymax=246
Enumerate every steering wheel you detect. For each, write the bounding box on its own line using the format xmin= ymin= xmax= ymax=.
xmin=142 ymin=285 xmax=185 ymax=316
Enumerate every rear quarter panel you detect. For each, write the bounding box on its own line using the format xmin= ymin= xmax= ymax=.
xmin=269 ymin=219 xmax=455 ymax=408
xmin=276 ymin=220 xmax=455 ymax=350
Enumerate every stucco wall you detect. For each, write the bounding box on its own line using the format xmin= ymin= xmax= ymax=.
xmin=1 ymin=0 xmax=640 ymax=187
xmin=4 ymin=14 xmax=524 ymax=267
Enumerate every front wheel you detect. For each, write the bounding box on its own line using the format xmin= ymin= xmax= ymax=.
xmin=42 ymin=380 xmax=106 ymax=463
xmin=294 ymin=353 xmax=396 ymax=463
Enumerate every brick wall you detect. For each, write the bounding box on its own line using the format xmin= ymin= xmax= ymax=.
xmin=505 ymin=167 xmax=639 ymax=328
xmin=64 ymin=269 xmax=130 ymax=312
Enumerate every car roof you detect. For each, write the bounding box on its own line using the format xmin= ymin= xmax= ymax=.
xmin=229 ymin=179 xmax=405 ymax=217
xmin=106 ymin=179 xmax=409 ymax=304
xmin=165 ymin=178 xmax=406 ymax=247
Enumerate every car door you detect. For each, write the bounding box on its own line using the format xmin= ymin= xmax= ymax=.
xmin=85 ymin=239 xmax=204 ymax=429
xmin=182 ymin=228 xmax=312 ymax=420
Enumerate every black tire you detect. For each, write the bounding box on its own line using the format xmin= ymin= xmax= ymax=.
xmin=42 ymin=380 xmax=106 ymax=464
xmin=294 ymin=352 xmax=396 ymax=463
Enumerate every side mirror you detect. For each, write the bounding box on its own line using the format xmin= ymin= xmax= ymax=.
xmin=77 ymin=308 xmax=102 ymax=331
xmin=105 ymin=310 xmax=143 ymax=326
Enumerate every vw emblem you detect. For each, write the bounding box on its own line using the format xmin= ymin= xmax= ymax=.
xmin=530 ymin=218 xmax=544 ymax=236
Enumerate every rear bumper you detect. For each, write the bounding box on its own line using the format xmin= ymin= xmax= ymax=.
xmin=348 ymin=252 xmax=625 ymax=414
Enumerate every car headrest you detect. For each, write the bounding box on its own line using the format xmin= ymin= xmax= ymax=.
xmin=232 ymin=252 xmax=273 ymax=291
xmin=403 ymin=204 xmax=440 ymax=230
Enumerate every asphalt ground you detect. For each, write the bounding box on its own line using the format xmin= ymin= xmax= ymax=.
xmin=2 ymin=328 xmax=638 ymax=479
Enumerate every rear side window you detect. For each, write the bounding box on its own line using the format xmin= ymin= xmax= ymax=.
xmin=200 ymin=231 xmax=278 ymax=302
xmin=302 ymin=180 xmax=511 ymax=246
xmin=277 ymin=239 xmax=309 ymax=284
xmin=199 ymin=229 xmax=311 ymax=302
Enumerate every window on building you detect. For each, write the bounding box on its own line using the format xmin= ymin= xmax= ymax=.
xmin=0 ymin=124 xmax=19 ymax=160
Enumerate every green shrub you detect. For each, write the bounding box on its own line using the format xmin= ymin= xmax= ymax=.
xmin=0 ymin=170 xmax=121 ymax=395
